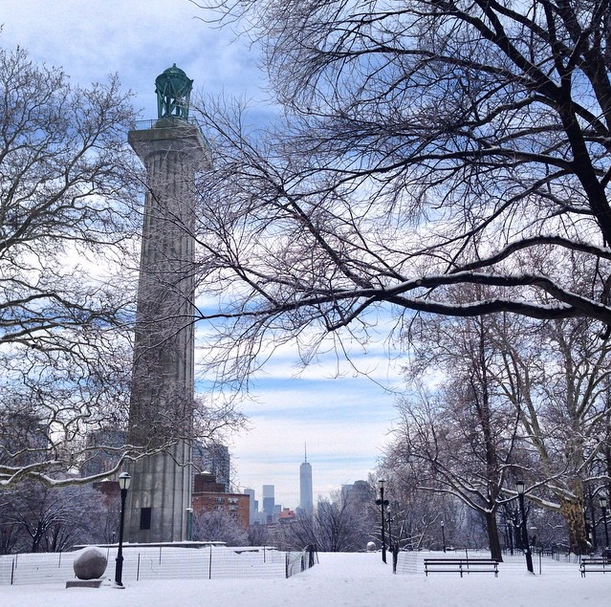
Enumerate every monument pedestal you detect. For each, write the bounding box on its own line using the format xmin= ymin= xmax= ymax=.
xmin=66 ymin=579 xmax=104 ymax=589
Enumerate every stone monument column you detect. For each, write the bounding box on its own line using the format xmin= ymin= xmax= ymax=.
xmin=125 ymin=65 xmax=210 ymax=543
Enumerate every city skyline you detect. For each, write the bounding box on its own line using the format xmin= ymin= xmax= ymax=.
xmin=239 ymin=452 xmax=373 ymax=513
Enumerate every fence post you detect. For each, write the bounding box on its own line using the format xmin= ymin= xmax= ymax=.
xmin=538 ymin=549 xmax=542 ymax=575
xmin=137 ymin=553 xmax=141 ymax=581
xmin=209 ymin=545 xmax=213 ymax=580
xmin=285 ymin=552 xmax=289 ymax=578
xmin=309 ymin=544 xmax=317 ymax=568
xmin=10 ymin=559 xmax=15 ymax=585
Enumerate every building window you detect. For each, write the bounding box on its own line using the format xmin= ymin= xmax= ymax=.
xmin=140 ymin=507 xmax=152 ymax=530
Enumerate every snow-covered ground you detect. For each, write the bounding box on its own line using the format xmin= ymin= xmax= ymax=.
xmin=2 ymin=551 xmax=608 ymax=607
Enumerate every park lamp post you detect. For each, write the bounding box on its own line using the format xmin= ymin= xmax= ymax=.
xmin=376 ymin=479 xmax=389 ymax=563
xmin=599 ymin=495 xmax=609 ymax=552
xmin=114 ymin=471 xmax=131 ymax=588
xmin=441 ymin=520 xmax=446 ymax=553
xmin=516 ymin=480 xmax=534 ymax=573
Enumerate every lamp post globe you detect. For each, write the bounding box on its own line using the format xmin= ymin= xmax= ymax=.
xmin=118 ymin=471 xmax=131 ymax=491
xmin=114 ymin=472 xmax=131 ymax=588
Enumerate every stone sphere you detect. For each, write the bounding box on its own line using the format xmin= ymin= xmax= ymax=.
xmin=73 ymin=547 xmax=108 ymax=580
xmin=366 ymin=541 xmax=377 ymax=552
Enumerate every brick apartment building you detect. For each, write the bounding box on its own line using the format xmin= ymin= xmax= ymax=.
xmin=192 ymin=473 xmax=250 ymax=528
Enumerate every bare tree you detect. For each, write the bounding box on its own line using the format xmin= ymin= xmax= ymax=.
xmin=277 ymin=513 xmax=317 ymax=551
xmin=186 ymin=1 xmax=611 ymax=383
xmin=371 ymin=469 xmax=456 ymax=551
xmin=314 ymin=495 xmax=372 ymax=552
xmin=487 ymin=313 xmax=611 ymax=553
xmin=247 ymin=522 xmax=270 ymax=546
xmin=192 ymin=509 xmax=248 ymax=545
xmin=0 ymin=43 xmax=142 ymax=487
xmin=1 ymin=481 xmax=113 ymax=553
xmin=401 ymin=286 xmax=611 ymax=553
xmin=0 ymin=44 xmax=139 ymax=352
xmin=280 ymin=490 xmax=375 ymax=552
xmin=389 ymin=372 xmax=521 ymax=560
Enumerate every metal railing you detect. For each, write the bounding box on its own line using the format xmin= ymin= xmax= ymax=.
xmin=131 ymin=117 xmax=202 ymax=131
xmin=0 ymin=544 xmax=317 ymax=586
xmin=393 ymin=549 xmax=583 ymax=576
xmin=286 ymin=544 xmax=319 ymax=578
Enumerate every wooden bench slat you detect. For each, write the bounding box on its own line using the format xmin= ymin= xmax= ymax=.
xmin=580 ymin=558 xmax=611 ymax=577
xmin=424 ymin=558 xmax=499 ymax=577
xmin=425 ymin=559 xmax=497 ymax=563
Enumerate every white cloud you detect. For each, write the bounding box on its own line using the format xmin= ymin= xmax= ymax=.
xmin=0 ymin=0 xmax=267 ymax=120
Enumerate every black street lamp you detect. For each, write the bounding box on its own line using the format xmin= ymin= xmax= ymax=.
xmin=114 ymin=471 xmax=131 ymax=588
xmin=516 ymin=480 xmax=534 ymax=573
xmin=441 ymin=520 xmax=446 ymax=553
xmin=387 ymin=507 xmax=393 ymax=552
xmin=599 ymin=495 xmax=609 ymax=552
xmin=375 ymin=479 xmax=389 ymax=563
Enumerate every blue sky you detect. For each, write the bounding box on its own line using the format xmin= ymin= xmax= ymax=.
xmin=0 ymin=0 xmax=402 ymax=509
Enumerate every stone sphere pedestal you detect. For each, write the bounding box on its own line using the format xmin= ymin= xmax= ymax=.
xmin=66 ymin=547 xmax=108 ymax=589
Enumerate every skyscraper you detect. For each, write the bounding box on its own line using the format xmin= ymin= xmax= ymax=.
xmin=299 ymin=446 xmax=314 ymax=517
xmin=262 ymin=484 xmax=275 ymax=522
xmin=243 ymin=488 xmax=257 ymax=523
xmin=192 ymin=441 xmax=231 ymax=492
xmin=124 ymin=65 xmax=210 ymax=543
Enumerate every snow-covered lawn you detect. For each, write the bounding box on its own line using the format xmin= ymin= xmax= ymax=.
xmin=2 ymin=551 xmax=608 ymax=607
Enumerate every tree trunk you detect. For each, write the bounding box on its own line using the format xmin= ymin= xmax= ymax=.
xmin=30 ymin=521 xmax=44 ymax=553
xmin=485 ymin=510 xmax=503 ymax=562
xmin=560 ymin=498 xmax=589 ymax=554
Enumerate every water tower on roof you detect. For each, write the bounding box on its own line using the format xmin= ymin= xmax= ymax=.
xmin=124 ymin=65 xmax=210 ymax=544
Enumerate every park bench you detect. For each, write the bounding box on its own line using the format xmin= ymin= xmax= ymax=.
xmin=580 ymin=558 xmax=611 ymax=577
xmin=424 ymin=558 xmax=499 ymax=577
